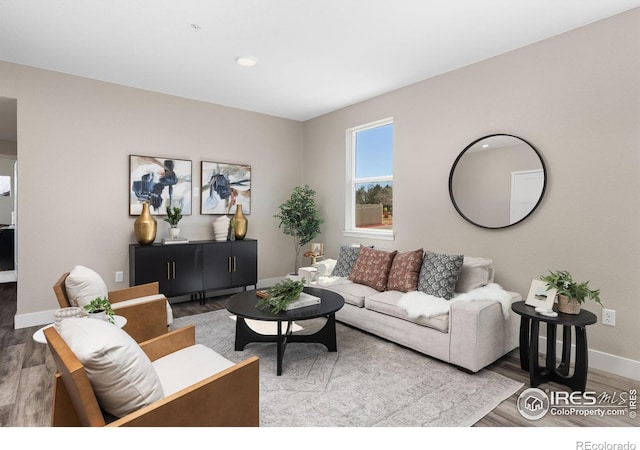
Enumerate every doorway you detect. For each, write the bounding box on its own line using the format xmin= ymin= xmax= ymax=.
xmin=0 ymin=97 xmax=17 ymax=283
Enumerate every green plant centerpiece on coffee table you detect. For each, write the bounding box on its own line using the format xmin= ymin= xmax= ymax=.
xmin=540 ymin=270 xmax=602 ymax=314
xmin=83 ymin=296 xmax=115 ymax=323
xmin=274 ymin=185 xmax=323 ymax=275
xmin=256 ymin=278 xmax=306 ymax=314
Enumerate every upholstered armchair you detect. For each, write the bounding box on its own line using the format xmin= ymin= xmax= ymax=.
xmin=44 ymin=320 xmax=259 ymax=427
xmin=53 ymin=265 xmax=172 ymax=342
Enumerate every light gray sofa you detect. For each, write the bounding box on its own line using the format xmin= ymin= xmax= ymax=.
xmin=309 ymin=250 xmax=521 ymax=373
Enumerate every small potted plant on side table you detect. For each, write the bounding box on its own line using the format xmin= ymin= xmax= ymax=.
xmin=84 ymin=296 xmax=115 ymax=323
xmin=540 ymin=270 xmax=603 ymax=314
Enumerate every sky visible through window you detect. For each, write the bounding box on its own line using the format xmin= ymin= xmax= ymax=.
xmin=355 ymin=123 xmax=393 ymax=178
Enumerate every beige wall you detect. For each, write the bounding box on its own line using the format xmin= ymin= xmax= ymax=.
xmin=303 ymin=10 xmax=640 ymax=364
xmin=0 ymin=61 xmax=304 ymax=320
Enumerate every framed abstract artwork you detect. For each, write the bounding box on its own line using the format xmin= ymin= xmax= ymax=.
xmin=201 ymin=161 xmax=251 ymax=215
xmin=129 ymin=155 xmax=192 ymax=215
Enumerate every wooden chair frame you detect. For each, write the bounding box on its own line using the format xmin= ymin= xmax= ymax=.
xmin=44 ymin=324 xmax=260 ymax=427
xmin=53 ymin=272 xmax=168 ymax=342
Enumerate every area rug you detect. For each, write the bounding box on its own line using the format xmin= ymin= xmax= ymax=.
xmin=172 ymin=310 xmax=522 ymax=427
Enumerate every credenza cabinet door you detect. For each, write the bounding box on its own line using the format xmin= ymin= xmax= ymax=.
xmin=231 ymin=240 xmax=257 ymax=287
xmin=170 ymin=244 xmax=203 ymax=295
xmin=202 ymin=242 xmax=233 ymax=291
xmin=130 ymin=245 xmax=172 ymax=295
xmin=129 ymin=243 xmax=203 ymax=297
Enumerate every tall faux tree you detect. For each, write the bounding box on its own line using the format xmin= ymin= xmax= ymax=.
xmin=274 ymin=185 xmax=324 ymax=274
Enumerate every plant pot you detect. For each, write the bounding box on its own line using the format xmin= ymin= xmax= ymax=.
xmin=169 ymin=227 xmax=180 ymax=238
xmin=558 ymin=294 xmax=581 ymax=314
xmin=87 ymin=310 xmax=107 ymax=321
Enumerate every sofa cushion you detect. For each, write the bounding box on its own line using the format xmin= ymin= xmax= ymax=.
xmin=65 ymin=265 xmax=109 ymax=308
xmin=386 ymin=249 xmax=424 ymax=292
xmin=59 ymin=317 xmax=164 ymax=418
xmin=348 ymin=246 xmax=397 ymax=291
xmin=365 ymin=290 xmax=449 ymax=333
xmin=322 ymin=281 xmax=378 ymax=307
xmin=331 ymin=245 xmax=362 ymax=277
xmin=417 ymin=251 xmax=464 ymax=299
xmin=455 ymin=257 xmax=494 ymax=293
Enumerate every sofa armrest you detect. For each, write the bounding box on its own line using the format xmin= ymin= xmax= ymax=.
xmin=107 ymin=356 xmax=260 ymax=427
xmin=448 ymin=292 xmax=520 ymax=372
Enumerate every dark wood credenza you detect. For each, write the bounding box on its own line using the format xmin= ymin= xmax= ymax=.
xmin=129 ymin=239 xmax=257 ymax=302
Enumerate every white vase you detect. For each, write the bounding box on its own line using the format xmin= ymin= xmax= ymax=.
xmin=213 ymin=216 xmax=230 ymax=241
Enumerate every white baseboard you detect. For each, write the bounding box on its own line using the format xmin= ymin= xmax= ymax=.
xmin=0 ymin=270 xmax=17 ymax=283
xmin=14 ymin=308 xmax=55 ymax=329
xmin=539 ymin=335 xmax=640 ymax=382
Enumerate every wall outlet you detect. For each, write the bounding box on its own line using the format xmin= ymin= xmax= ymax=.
xmin=115 ymin=271 xmax=124 ymax=283
xmin=602 ymin=308 xmax=616 ymax=326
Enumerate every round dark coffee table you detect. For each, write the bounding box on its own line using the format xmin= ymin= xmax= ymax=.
xmin=226 ymin=286 xmax=345 ymax=375
xmin=512 ymin=300 xmax=597 ymax=391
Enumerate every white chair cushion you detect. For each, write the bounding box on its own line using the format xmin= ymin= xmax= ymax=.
xmin=59 ymin=318 xmax=164 ymax=417
xmin=65 ymin=265 xmax=108 ymax=308
xmin=111 ymin=294 xmax=174 ymax=325
xmin=152 ymin=344 xmax=234 ymax=397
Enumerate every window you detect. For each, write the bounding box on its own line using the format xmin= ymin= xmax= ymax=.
xmin=345 ymin=118 xmax=393 ymax=239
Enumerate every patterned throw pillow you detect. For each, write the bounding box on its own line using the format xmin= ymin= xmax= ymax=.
xmin=386 ymin=249 xmax=424 ymax=292
xmin=348 ymin=246 xmax=397 ymax=291
xmin=331 ymin=245 xmax=362 ymax=277
xmin=417 ymin=250 xmax=464 ymax=299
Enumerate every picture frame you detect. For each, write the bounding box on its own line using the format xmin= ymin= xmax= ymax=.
xmin=129 ymin=155 xmax=192 ymax=215
xmin=310 ymin=242 xmax=324 ymax=256
xmin=201 ymin=161 xmax=251 ymax=215
xmin=525 ymin=279 xmax=557 ymax=310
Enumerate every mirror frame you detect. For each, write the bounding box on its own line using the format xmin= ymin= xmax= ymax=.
xmin=448 ymin=134 xmax=547 ymax=230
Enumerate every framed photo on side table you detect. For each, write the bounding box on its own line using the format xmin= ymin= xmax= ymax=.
xmin=525 ymin=279 xmax=557 ymax=310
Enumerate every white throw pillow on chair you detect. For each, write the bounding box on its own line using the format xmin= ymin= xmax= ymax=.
xmin=59 ymin=317 xmax=164 ymax=417
xmin=65 ymin=265 xmax=109 ymax=308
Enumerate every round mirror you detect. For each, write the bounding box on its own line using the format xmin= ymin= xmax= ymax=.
xmin=449 ymin=134 xmax=546 ymax=229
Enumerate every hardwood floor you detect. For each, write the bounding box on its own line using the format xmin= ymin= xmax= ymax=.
xmin=0 ymin=281 xmax=637 ymax=427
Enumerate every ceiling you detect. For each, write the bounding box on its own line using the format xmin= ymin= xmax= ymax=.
xmin=0 ymin=0 xmax=639 ymax=125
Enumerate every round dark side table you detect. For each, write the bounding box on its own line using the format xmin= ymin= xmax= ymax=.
xmin=511 ymin=300 xmax=597 ymax=392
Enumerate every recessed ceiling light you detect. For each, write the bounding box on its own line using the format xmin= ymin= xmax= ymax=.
xmin=236 ymin=56 xmax=257 ymax=67
xmin=482 ymin=144 xmax=489 ymax=148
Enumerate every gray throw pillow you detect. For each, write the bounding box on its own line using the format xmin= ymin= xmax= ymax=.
xmin=417 ymin=250 xmax=464 ymax=299
xmin=331 ymin=245 xmax=362 ymax=277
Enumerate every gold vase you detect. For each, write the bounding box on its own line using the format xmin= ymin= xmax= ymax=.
xmin=134 ymin=202 xmax=157 ymax=245
xmin=233 ymin=204 xmax=248 ymax=240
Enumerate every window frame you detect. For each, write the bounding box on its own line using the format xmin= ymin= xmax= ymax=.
xmin=344 ymin=117 xmax=394 ymax=241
